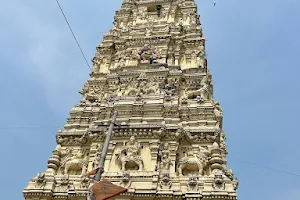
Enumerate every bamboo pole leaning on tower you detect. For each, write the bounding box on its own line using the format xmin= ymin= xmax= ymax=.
xmin=87 ymin=111 xmax=128 ymax=200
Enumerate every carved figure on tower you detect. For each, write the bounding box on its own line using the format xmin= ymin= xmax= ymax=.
xmin=184 ymin=75 xmax=212 ymax=101
xmin=138 ymin=44 xmax=160 ymax=64
xmin=60 ymin=148 xmax=88 ymax=175
xmin=177 ymin=147 xmax=210 ymax=176
xmin=159 ymin=143 xmax=173 ymax=172
xmin=116 ymin=136 xmax=144 ymax=171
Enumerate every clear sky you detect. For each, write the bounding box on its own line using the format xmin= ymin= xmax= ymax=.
xmin=0 ymin=0 xmax=300 ymax=199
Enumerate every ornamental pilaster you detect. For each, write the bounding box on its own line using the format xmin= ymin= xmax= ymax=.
xmin=168 ymin=141 xmax=179 ymax=174
xmin=149 ymin=139 xmax=160 ymax=171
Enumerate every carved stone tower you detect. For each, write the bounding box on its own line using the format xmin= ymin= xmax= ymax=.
xmin=24 ymin=0 xmax=238 ymax=199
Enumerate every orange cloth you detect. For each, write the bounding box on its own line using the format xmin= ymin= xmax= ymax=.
xmin=86 ymin=167 xmax=103 ymax=177
xmin=91 ymin=179 xmax=128 ymax=200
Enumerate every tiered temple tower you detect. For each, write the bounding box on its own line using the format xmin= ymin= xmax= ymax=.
xmin=24 ymin=0 xmax=238 ymax=199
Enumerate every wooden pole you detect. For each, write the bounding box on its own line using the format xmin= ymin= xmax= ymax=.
xmin=90 ymin=111 xmax=118 ymax=200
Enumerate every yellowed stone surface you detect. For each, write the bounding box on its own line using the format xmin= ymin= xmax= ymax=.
xmin=23 ymin=0 xmax=238 ymax=200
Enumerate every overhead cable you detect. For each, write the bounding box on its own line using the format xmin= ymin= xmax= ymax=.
xmin=54 ymin=0 xmax=92 ymax=71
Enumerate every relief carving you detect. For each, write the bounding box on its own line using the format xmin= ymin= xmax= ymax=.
xmin=92 ymin=144 xmax=103 ymax=169
xmin=125 ymin=79 xmax=139 ymax=96
xmin=35 ymin=173 xmax=46 ymax=187
xmin=184 ymin=75 xmax=212 ymax=101
xmin=56 ymin=175 xmax=69 ymax=191
xmin=187 ymin=175 xmax=199 ymax=192
xmin=60 ymin=148 xmax=88 ymax=175
xmin=120 ymin=172 xmax=132 ymax=188
xmin=214 ymin=102 xmax=223 ymax=118
xmin=196 ymin=46 xmax=206 ymax=69
xmin=159 ymin=143 xmax=173 ymax=172
xmin=184 ymin=131 xmax=218 ymax=143
xmin=56 ymin=133 xmax=96 ymax=146
xmin=177 ymin=147 xmax=209 ymax=176
xmin=160 ymin=172 xmax=172 ymax=189
xmin=80 ymin=175 xmax=90 ymax=188
xmin=167 ymin=47 xmax=175 ymax=65
xmin=213 ymin=171 xmax=225 ymax=190
xmin=124 ymin=74 xmax=161 ymax=96
xmin=116 ymin=136 xmax=143 ymax=171
xmin=79 ymin=85 xmax=104 ymax=103
xmin=138 ymin=44 xmax=160 ymax=64
xmin=161 ymin=78 xmax=178 ymax=98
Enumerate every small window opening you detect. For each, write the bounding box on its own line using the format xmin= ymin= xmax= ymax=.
xmin=147 ymin=5 xmax=162 ymax=16
xmin=147 ymin=5 xmax=157 ymax=12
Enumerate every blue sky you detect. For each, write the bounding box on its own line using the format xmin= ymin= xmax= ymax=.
xmin=1 ymin=0 xmax=300 ymax=199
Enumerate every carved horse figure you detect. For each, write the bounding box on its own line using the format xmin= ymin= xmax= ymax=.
xmin=61 ymin=149 xmax=88 ymax=175
xmin=117 ymin=154 xmax=143 ymax=171
xmin=116 ymin=136 xmax=144 ymax=171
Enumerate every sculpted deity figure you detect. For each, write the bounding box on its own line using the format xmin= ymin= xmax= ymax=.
xmin=214 ymin=102 xmax=223 ymax=118
xmin=138 ymin=44 xmax=160 ymax=64
xmin=125 ymin=136 xmax=140 ymax=157
xmin=116 ymin=136 xmax=143 ymax=171
xmin=92 ymin=145 xmax=103 ymax=169
xmin=159 ymin=143 xmax=173 ymax=171
xmin=196 ymin=56 xmax=204 ymax=68
xmin=195 ymin=45 xmax=205 ymax=68
xmin=167 ymin=47 xmax=175 ymax=65
xmin=129 ymin=49 xmax=140 ymax=66
xmin=163 ymin=78 xmax=178 ymax=96
xmin=91 ymin=54 xmax=103 ymax=73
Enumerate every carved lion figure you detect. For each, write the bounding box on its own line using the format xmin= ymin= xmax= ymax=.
xmin=177 ymin=148 xmax=209 ymax=176
xmin=184 ymin=76 xmax=211 ymax=100
xmin=60 ymin=149 xmax=88 ymax=175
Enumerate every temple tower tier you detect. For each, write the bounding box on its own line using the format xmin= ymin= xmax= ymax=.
xmin=24 ymin=0 xmax=238 ymax=199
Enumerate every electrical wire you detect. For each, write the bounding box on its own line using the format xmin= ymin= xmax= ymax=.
xmin=1 ymin=123 xmax=299 ymax=178
xmin=238 ymin=158 xmax=300 ymax=177
xmin=54 ymin=0 xmax=92 ymax=71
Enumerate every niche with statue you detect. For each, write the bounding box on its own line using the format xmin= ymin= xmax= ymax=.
xmin=115 ymin=136 xmax=144 ymax=171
